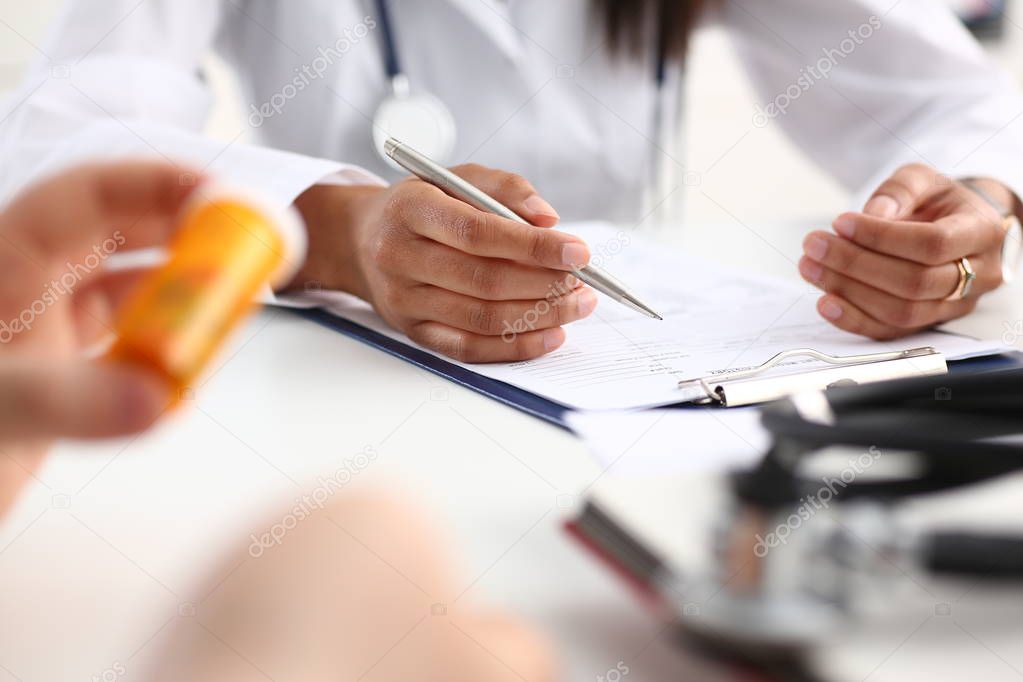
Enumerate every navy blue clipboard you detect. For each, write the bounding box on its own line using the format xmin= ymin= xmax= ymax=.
xmin=296 ymin=307 xmax=574 ymax=428
xmin=294 ymin=307 xmax=1023 ymax=430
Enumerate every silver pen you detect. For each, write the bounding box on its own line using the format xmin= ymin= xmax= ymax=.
xmin=384 ymin=138 xmax=663 ymax=320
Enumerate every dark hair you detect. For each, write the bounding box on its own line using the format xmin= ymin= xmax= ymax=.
xmin=596 ymin=0 xmax=711 ymax=64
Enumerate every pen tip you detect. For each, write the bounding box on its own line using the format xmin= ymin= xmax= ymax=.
xmin=654 ymin=314 xmax=664 ymax=321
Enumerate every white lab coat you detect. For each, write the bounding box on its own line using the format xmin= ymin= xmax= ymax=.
xmin=2 ymin=0 xmax=1022 ymax=225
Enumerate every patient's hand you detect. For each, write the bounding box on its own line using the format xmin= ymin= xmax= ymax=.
xmin=150 ymin=491 xmax=559 ymax=682
xmin=800 ymin=164 xmax=1013 ymax=339
xmin=0 ymin=162 xmax=189 ymax=514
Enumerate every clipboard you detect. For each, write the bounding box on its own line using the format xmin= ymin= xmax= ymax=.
xmin=294 ymin=307 xmax=1021 ymax=426
xmin=295 ymin=307 xmax=573 ymax=427
xmin=676 ymin=347 xmax=948 ymax=407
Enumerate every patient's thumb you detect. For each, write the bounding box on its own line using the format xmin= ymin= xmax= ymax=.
xmin=0 ymin=359 xmax=170 ymax=441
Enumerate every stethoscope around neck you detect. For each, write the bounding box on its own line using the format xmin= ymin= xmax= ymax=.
xmin=370 ymin=0 xmax=458 ymax=170
xmin=369 ymin=0 xmax=678 ymax=220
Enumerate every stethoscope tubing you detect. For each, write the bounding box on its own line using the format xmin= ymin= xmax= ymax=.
xmin=754 ymin=368 xmax=1023 ymax=501
xmin=373 ymin=0 xmax=402 ymax=80
xmin=369 ymin=0 xmax=673 ymax=214
xmin=372 ymin=0 xmax=670 ymax=87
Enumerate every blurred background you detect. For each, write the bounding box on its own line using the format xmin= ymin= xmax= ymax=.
xmin=0 ymin=0 xmax=1020 ymax=229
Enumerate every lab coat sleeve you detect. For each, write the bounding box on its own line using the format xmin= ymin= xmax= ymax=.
xmin=721 ymin=0 xmax=1023 ymax=208
xmin=0 ymin=0 xmax=383 ymax=306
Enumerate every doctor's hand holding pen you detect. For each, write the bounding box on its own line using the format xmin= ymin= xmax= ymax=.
xmin=802 ymin=164 xmax=1020 ymax=340
xmin=291 ymin=164 xmax=600 ymax=363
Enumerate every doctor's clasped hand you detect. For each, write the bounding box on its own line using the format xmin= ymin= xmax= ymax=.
xmin=291 ymin=164 xmax=599 ymax=363
xmin=802 ymin=164 xmax=1020 ymax=339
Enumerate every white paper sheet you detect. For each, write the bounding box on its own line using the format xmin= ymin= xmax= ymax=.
xmin=307 ymin=223 xmax=1004 ymax=411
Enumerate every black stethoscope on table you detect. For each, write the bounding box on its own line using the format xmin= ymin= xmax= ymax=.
xmin=753 ymin=367 xmax=1023 ymax=501
xmin=672 ymin=368 xmax=1023 ymax=678
xmin=369 ymin=0 xmax=675 ymax=196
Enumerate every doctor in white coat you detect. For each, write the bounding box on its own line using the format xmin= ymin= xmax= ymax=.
xmin=2 ymin=0 xmax=1023 ymax=363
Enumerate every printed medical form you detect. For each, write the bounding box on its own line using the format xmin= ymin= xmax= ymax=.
xmin=310 ymin=224 xmax=1003 ymax=411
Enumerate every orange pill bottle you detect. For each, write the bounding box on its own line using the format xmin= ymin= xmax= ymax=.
xmin=107 ymin=188 xmax=306 ymax=402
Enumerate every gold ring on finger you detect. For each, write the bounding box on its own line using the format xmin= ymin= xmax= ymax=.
xmin=944 ymin=256 xmax=976 ymax=302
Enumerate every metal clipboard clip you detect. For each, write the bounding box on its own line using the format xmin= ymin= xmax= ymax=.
xmin=676 ymin=347 xmax=947 ymax=407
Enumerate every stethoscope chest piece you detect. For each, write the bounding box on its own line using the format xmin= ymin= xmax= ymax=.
xmin=372 ymin=76 xmax=457 ymax=171
xmin=370 ymin=0 xmax=456 ymax=170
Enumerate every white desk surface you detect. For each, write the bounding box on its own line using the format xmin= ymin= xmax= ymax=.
xmin=2 ymin=221 xmax=1023 ymax=682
